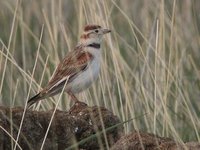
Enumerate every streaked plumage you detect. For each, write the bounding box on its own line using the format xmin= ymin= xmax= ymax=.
xmin=28 ymin=24 xmax=111 ymax=107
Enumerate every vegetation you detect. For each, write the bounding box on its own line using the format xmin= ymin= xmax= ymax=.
xmin=0 ymin=0 xmax=200 ymax=148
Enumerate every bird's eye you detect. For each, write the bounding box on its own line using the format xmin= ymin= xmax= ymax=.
xmin=95 ymin=30 xmax=99 ymax=33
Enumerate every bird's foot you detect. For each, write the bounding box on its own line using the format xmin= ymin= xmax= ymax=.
xmin=69 ymin=101 xmax=87 ymax=114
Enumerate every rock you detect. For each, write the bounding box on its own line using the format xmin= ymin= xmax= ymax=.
xmin=0 ymin=102 xmax=122 ymax=150
xmin=1 ymin=103 xmax=199 ymax=150
xmin=111 ymin=131 xmax=200 ymax=150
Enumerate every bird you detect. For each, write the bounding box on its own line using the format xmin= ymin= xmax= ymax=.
xmin=27 ymin=24 xmax=111 ymax=107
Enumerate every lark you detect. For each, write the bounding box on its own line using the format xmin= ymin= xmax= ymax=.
xmin=28 ymin=25 xmax=111 ymax=107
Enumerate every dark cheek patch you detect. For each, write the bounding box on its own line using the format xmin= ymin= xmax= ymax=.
xmin=80 ymin=33 xmax=90 ymax=39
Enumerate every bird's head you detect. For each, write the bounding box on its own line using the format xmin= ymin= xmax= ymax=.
xmin=80 ymin=24 xmax=111 ymax=45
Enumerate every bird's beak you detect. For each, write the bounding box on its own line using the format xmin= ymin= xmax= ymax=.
xmin=102 ymin=28 xmax=111 ymax=34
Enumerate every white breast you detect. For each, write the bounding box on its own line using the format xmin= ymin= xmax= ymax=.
xmin=69 ymin=49 xmax=101 ymax=93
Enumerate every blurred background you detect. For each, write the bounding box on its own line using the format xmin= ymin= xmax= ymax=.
xmin=0 ymin=0 xmax=200 ymax=143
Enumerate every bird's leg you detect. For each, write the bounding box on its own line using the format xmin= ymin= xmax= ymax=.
xmin=68 ymin=92 xmax=87 ymax=114
xmin=67 ymin=91 xmax=80 ymax=103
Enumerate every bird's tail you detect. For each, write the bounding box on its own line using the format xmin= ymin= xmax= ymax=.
xmin=27 ymin=92 xmax=43 ymax=108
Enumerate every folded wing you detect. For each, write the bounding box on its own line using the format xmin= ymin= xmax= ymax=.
xmin=43 ymin=47 xmax=93 ymax=95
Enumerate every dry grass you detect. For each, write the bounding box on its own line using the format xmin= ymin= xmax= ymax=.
xmin=0 ymin=0 xmax=200 ymax=149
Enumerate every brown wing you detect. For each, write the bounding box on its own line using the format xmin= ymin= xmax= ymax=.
xmin=42 ymin=46 xmax=93 ymax=94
